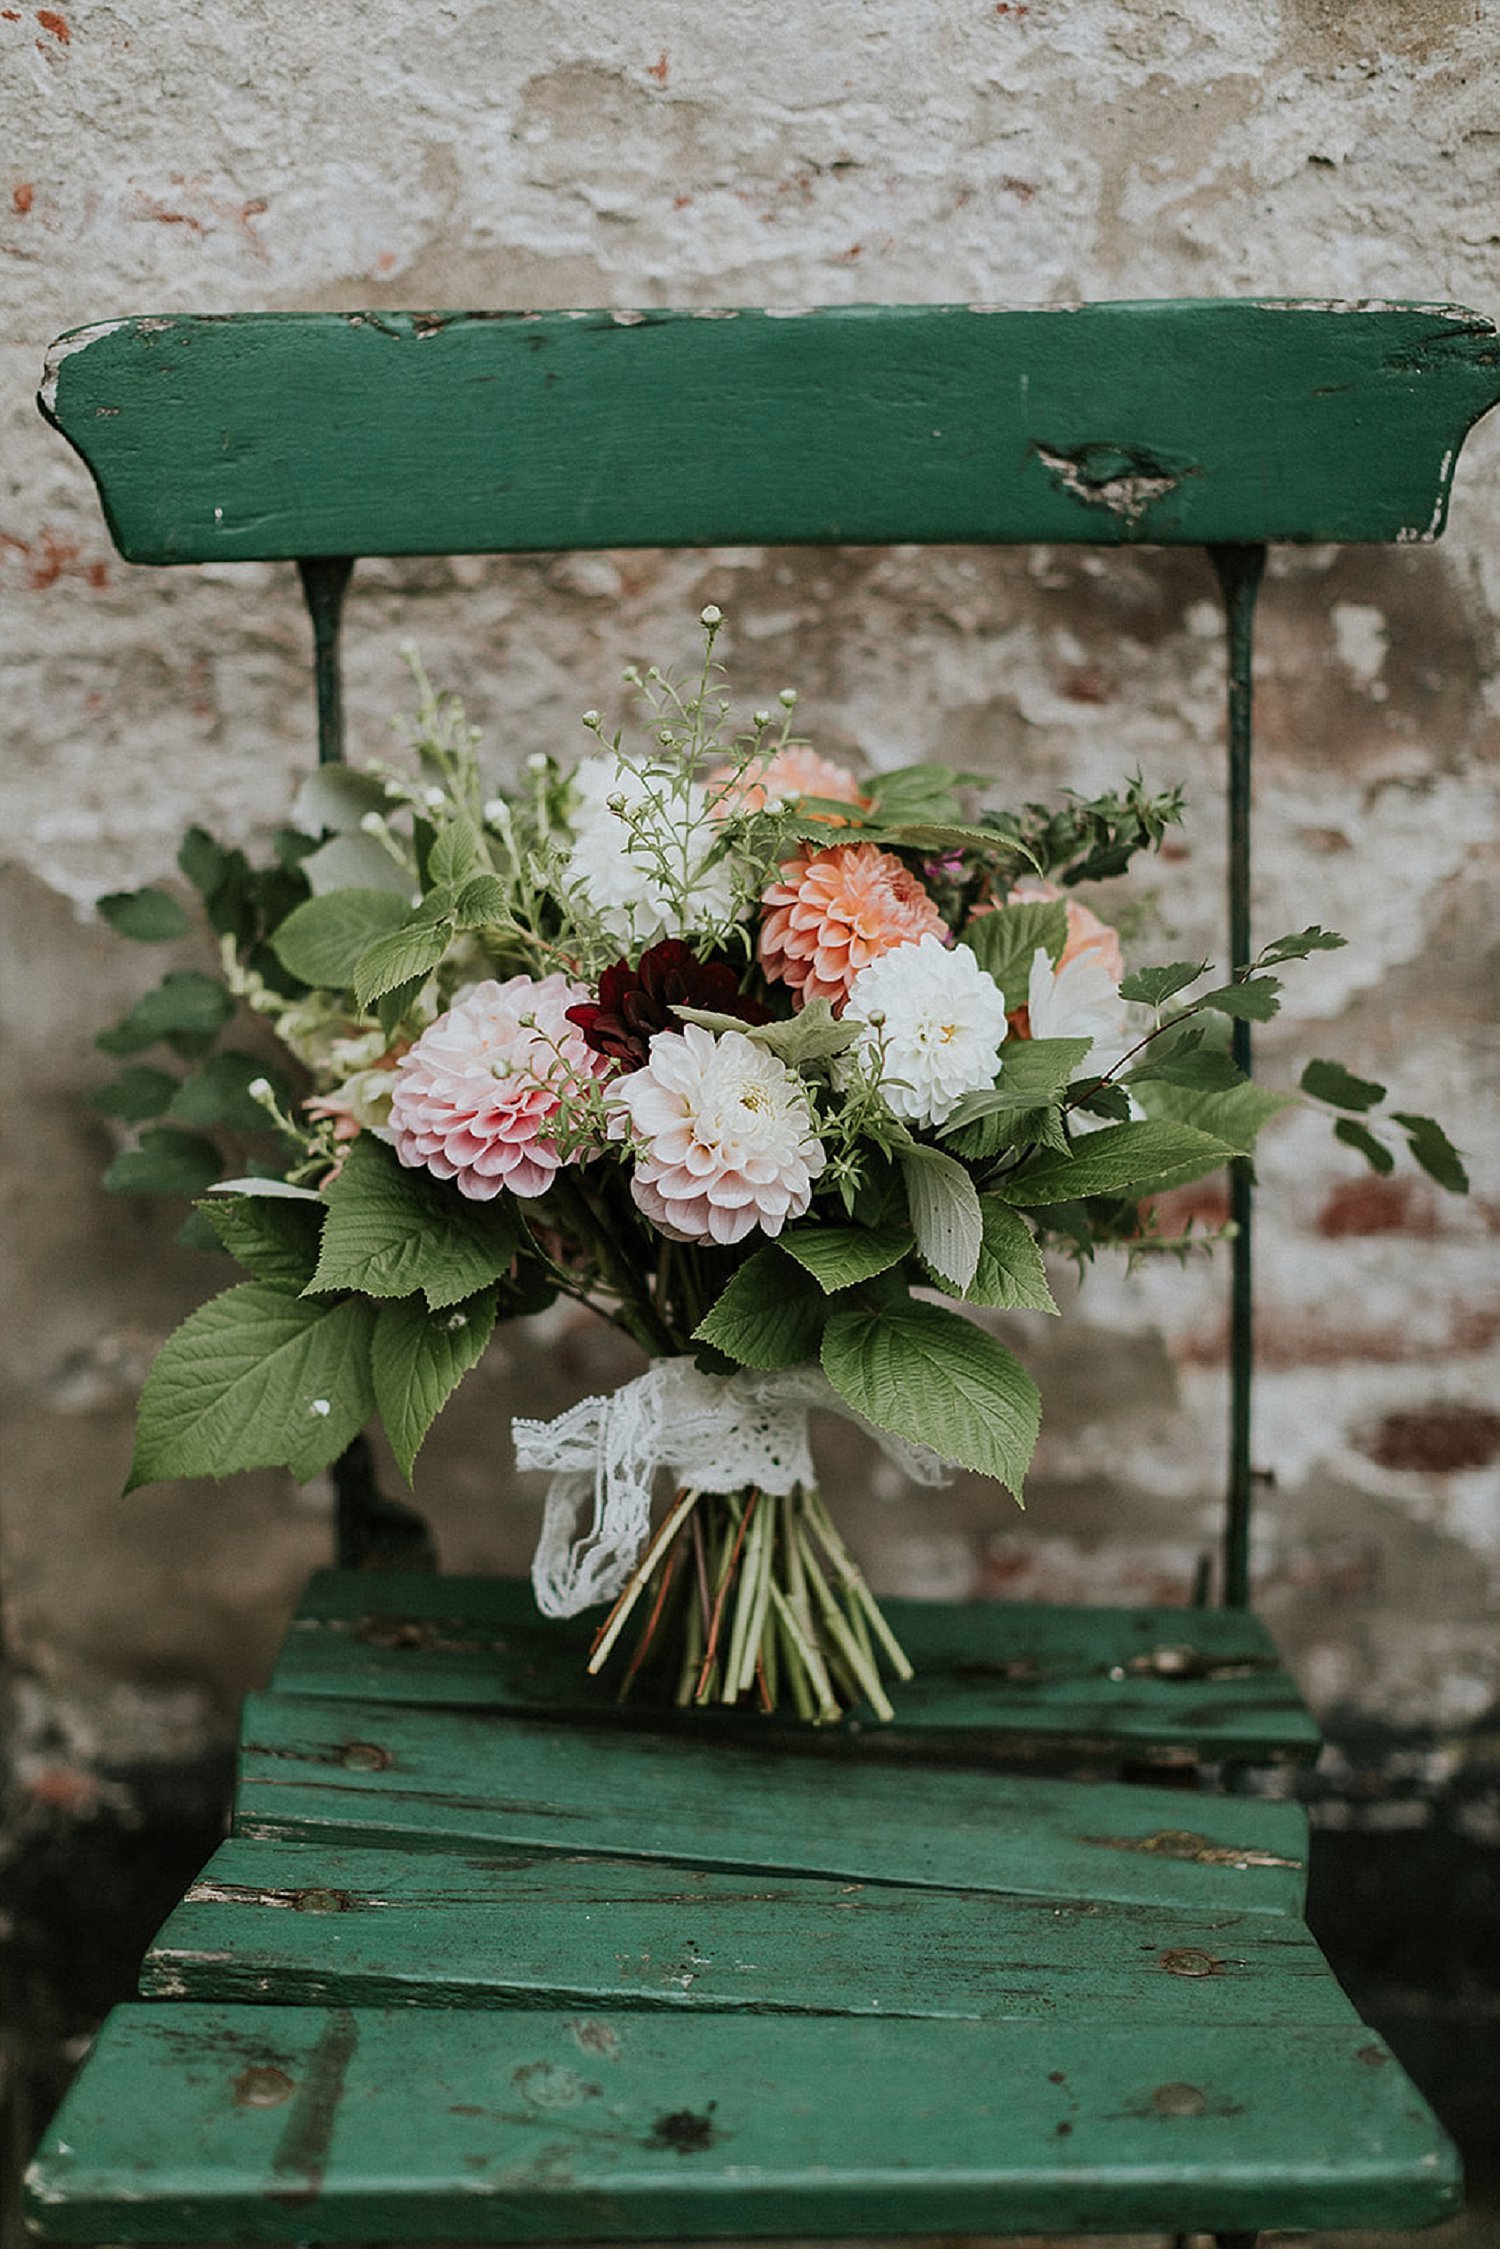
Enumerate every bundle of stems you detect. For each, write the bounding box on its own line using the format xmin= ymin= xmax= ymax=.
xmin=587 ymin=1484 xmax=913 ymax=1724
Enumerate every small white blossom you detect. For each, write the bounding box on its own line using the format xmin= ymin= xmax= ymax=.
xmin=843 ymin=933 xmax=1010 ymax=1128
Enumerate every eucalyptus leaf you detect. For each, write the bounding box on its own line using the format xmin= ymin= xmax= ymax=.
xmin=127 ymin=1284 xmax=376 ymax=1491
xmin=97 ymin=886 xmax=192 ymax=942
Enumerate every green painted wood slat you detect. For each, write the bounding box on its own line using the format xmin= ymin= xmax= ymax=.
xmin=143 ymin=1835 xmax=1359 ymax=2026
xmin=270 ymin=1570 xmax=1323 ymax=1766
xmin=26 ymin=2005 xmax=1460 ymax=2241
xmin=41 ymin=301 xmax=1500 ymax=564
xmin=234 ymin=1693 xmax=1309 ymax=1916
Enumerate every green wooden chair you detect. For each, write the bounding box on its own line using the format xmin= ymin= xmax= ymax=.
xmin=26 ymin=299 xmax=1500 ymax=2244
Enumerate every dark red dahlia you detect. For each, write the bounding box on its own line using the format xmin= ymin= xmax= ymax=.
xmin=566 ymin=938 xmax=772 ymax=1069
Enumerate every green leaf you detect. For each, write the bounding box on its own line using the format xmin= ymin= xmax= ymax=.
xmin=91 ymin=1064 xmax=179 ymax=1122
xmin=693 ymin=1248 xmax=827 ymax=1369
xmin=127 ymin=1284 xmax=375 ymax=1491
xmin=749 ymin=997 xmax=859 ymax=1067
xmin=960 ymin=899 xmax=1068 ymax=1010
xmin=821 ymin=1299 xmax=1040 ymax=1501
xmin=1257 ymin=925 xmax=1347 ymax=965
xmin=430 ymin=818 xmax=492 ymax=892
xmin=1136 ymin=1077 xmax=1294 ymax=1155
xmin=102 ymin=1128 xmax=223 ymax=1198
xmin=936 ymin=1039 xmax=1092 ymax=1139
xmin=271 ymin=888 xmax=413 ymax=987
xmin=1391 ymin=1112 xmax=1469 ymax=1195
xmin=1198 ymin=976 xmax=1282 ymax=1022
xmin=203 ymin=1194 xmax=326 ymax=1288
xmin=292 ymin=765 xmax=393 ymax=834
xmin=177 ymin=826 xmax=230 ymax=899
xmin=208 ymin=1176 xmax=323 ymax=1201
xmin=1300 ymin=1058 xmax=1387 ymax=1113
xmin=371 ymin=1288 xmax=499 ymax=1481
xmin=1132 ymin=1047 xmax=1247 ymax=1092
xmin=376 ymin=974 xmax=428 ymax=1041
xmin=877 ymin=819 xmax=1029 ymax=858
xmin=97 ymin=886 xmax=192 ymax=942
xmin=902 ymin=1143 xmax=982 ymax=1291
xmin=1118 ymin=960 xmax=1207 ymax=1008
xmin=302 ymin=833 xmax=414 ymax=898
xmin=780 ymin=1222 xmax=913 ymax=1293
xmin=964 ymin=1199 xmax=1058 ymax=1314
xmin=310 ymin=1135 xmax=522 ymax=1308
xmin=95 ymin=971 xmax=234 ymax=1056
xmin=453 ymin=874 xmax=513 ymax=928
xmin=995 ymin=1120 xmax=1237 ymax=1206
xmin=862 ymin=763 xmax=967 ymax=824
xmin=174 ymin=1207 xmax=225 ymax=1254
xmin=165 ymin=1052 xmax=285 ymax=1131
xmin=353 ymin=910 xmax=456 ymax=1009
xmin=1334 ymin=1118 xmax=1394 ymax=1176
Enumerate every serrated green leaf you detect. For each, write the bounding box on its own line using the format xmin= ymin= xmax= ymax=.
xmin=174 ymin=1207 xmax=225 ymax=1254
xmin=371 ymin=1288 xmax=499 ymax=1480
xmin=165 ymin=1052 xmax=285 ymax=1131
xmin=1132 ymin=1047 xmax=1247 ymax=1092
xmin=1198 ymin=976 xmax=1282 ymax=1022
xmin=749 ymin=997 xmax=858 ymax=1067
xmin=310 ymin=1134 xmax=521 ymax=1306
xmin=91 ymin=1064 xmax=179 ymax=1122
xmin=292 ymin=765 xmax=393 ymax=834
xmin=1135 ymin=1076 xmax=1294 ymax=1155
xmin=960 ymin=900 xmax=1068 ymax=1010
xmin=1300 ymin=1058 xmax=1387 ymax=1113
xmin=430 ymin=818 xmax=492 ymax=892
xmin=302 ymin=833 xmax=414 ymax=898
xmin=1258 ymin=925 xmax=1347 ymax=965
xmin=127 ymin=1284 xmax=375 ymax=1491
xmin=95 ymin=971 xmax=234 ymax=1056
xmin=693 ymin=1248 xmax=827 ymax=1369
xmin=202 ymin=1194 xmax=325 ymax=1288
xmin=1118 ymin=959 xmax=1207 ymax=1008
xmin=901 ymin=1143 xmax=982 ymax=1291
xmin=453 ymin=874 xmax=513 ymax=928
xmin=353 ymin=913 xmax=455 ymax=1009
xmin=103 ymin=1127 xmax=223 ymax=1198
xmin=877 ymin=819 xmax=1029 ymax=857
xmin=964 ymin=1200 xmax=1058 ymax=1314
xmin=1334 ymin=1118 xmax=1394 ymax=1175
xmin=97 ymin=886 xmax=192 ymax=942
xmin=1391 ymin=1112 xmax=1469 ymax=1194
xmin=862 ymin=763 xmax=967 ymax=823
xmin=821 ymin=1299 xmax=1039 ymax=1501
xmin=995 ymin=1120 xmax=1237 ymax=1206
xmin=936 ymin=1040 xmax=1092 ymax=1138
xmin=780 ymin=1222 xmax=913 ymax=1293
xmin=376 ymin=974 xmax=428 ymax=1041
xmin=270 ymin=888 xmax=413 ymax=987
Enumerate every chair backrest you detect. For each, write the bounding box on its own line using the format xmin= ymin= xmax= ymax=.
xmin=41 ymin=297 xmax=1500 ymax=1605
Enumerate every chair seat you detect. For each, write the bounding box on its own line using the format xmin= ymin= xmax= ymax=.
xmin=24 ymin=1575 xmax=1460 ymax=2241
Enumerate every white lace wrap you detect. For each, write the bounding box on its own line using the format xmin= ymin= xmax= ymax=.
xmin=515 ymin=1356 xmax=949 ymax=1618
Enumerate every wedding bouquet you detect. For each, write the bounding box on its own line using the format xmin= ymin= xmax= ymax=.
xmin=95 ymin=610 xmax=1466 ymax=1722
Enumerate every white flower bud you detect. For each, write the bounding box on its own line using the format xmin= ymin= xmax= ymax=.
xmin=482 ymin=797 xmax=507 ymax=823
xmin=580 ymin=712 xmax=601 ymax=731
xmin=753 ymin=710 xmax=771 ymax=729
xmin=423 ymin=786 xmax=446 ymax=811
xmin=247 ymin=1077 xmax=273 ymax=1102
xmin=359 ymin=811 xmax=386 ymax=835
xmin=778 ymin=688 xmax=798 ymax=708
xmin=699 ymin=604 xmax=723 ymax=627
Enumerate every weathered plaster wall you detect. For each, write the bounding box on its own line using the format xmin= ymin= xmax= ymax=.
xmin=3 ymin=2 xmax=1498 ymax=1810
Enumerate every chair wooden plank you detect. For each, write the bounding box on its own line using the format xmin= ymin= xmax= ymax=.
xmin=144 ymin=1835 xmax=1359 ymax=2026
xmin=269 ymin=1570 xmax=1323 ymax=1768
xmin=42 ymin=301 xmax=1500 ymax=564
xmin=26 ymin=2004 xmax=1461 ymax=2241
xmin=233 ymin=1694 xmax=1309 ymax=1916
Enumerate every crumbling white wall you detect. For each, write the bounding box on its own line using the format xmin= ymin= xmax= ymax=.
xmin=4 ymin=0 xmax=1498 ymax=1773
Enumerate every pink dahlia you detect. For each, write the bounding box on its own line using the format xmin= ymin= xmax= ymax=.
xmin=707 ymin=743 xmax=869 ymax=819
xmin=759 ymin=841 xmax=946 ymax=1012
xmin=609 ymin=1022 xmax=825 ymax=1246
xmin=389 ymin=974 xmax=599 ymax=1201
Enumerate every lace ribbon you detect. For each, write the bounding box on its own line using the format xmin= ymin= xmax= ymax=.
xmin=515 ymin=1355 xmax=949 ymax=1617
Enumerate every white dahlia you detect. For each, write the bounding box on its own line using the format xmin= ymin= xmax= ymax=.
xmin=1024 ymin=946 xmax=1130 ymax=1075
xmin=609 ymin=1024 xmax=826 ymax=1245
xmin=562 ymin=754 xmax=737 ymax=948
xmin=843 ymin=932 xmax=1010 ymax=1128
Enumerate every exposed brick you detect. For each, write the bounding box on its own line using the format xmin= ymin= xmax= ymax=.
xmin=1356 ymin=1405 xmax=1500 ymax=1474
xmin=1317 ymin=1177 xmax=1439 ymax=1238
